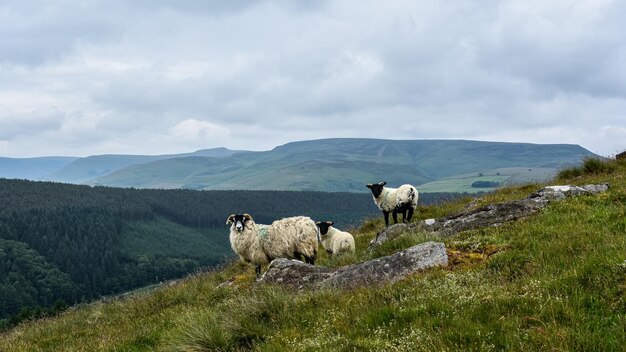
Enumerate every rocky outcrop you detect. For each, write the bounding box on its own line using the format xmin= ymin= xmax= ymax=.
xmin=369 ymin=183 xmax=609 ymax=247
xmin=255 ymin=184 xmax=608 ymax=290
xmin=258 ymin=241 xmax=447 ymax=289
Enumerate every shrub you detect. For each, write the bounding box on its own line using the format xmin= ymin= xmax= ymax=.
xmin=471 ymin=181 xmax=500 ymax=188
xmin=557 ymin=157 xmax=615 ymax=180
xmin=582 ymin=157 xmax=615 ymax=174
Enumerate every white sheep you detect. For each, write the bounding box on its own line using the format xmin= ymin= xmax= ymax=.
xmin=315 ymin=221 xmax=355 ymax=256
xmin=366 ymin=181 xmax=419 ymax=226
xmin=226 ymin=213 xmax=318 ymax=277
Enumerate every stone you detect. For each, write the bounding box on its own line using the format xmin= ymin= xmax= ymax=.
xmin=258 ymin=241 xmax=448 ymax=289
xmin=369 ymin=183 xmax=610 ymax=247
xmin=369 ymin=223 xmax=409 ymax=247
xmin=582 ymin=183 xmax=610 ymax=194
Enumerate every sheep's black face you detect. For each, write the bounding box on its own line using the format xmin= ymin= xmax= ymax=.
xmin=227 ymin=214 xmax=252 ymax=232
xmin=315 ymin=221 xmax=334 ymax=235
xmin=366 ymin=181 xmax=387 ymax=198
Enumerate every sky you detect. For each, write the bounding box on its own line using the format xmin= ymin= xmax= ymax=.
xmin=1 ymin=0 xmax=625 ymax=158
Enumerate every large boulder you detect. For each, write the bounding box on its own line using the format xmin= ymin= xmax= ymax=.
xmin=259 ymin=241 xmax=448 ymax=289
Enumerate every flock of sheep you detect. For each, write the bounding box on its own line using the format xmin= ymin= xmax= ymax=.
xmin=227 ymin=181 xmax=419 ymax=277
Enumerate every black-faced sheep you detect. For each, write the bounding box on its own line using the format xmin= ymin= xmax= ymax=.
xmin=227 ymin=213 xmax=318 ymax=277
xmin=366 ymin=181 xmax=418 ymax=226
xmin=315 ymin=221 xmax=355 ymax=256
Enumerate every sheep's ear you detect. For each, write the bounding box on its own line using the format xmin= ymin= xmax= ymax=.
xmin=315 ymin=222 xmax=321 ymax=226
xmin=328 ymin=221 xmax=334 ymax=226
xmin=243 ymin=213 xmax=253 ymax=221
xmin=366 ymin=183 xmax=373 ymax=188
xmin=379 ymin=181 xmax=387 ymax=186
xmin=226 ymin=214 xmax=235 ymax=225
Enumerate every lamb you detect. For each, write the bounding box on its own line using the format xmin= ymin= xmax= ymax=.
xmin=226 ymin=213 xmax=318 ymax=277
xmin=315 ymin=221 xmax=355 ymax=256
xmin=366 ymin=181 xmax=419 ymax=227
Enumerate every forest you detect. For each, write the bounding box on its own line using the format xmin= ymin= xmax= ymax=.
xmin=0 ymin=178 xmax=463 ymax=328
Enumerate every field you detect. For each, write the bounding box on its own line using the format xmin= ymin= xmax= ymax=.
xmin=418 ymin=167 xmax=556 ymax=193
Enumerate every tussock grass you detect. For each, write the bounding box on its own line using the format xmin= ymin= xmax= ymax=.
xmin=2 ymin=157 xmax=626 ymax=351
xmin=557 ymin=156 xmax=617 ymax=180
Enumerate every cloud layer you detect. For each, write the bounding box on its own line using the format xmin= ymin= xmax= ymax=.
xmin=1 ymin=0 xmax=624 ymax=157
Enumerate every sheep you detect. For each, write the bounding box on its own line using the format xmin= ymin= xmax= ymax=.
xmin=366 ymin=181 xmax=419 ymax=227
xmin=226 ymin=213 xmax=318 ymax=277
xmin=315 ymin=221 xmax=355 ymax=256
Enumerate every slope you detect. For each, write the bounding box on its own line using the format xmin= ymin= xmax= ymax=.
xmin=1 ymin=155 xmax=623 ymax=351
xmin=0 ymin=157 xmax=78 ymax=180
xmin=46 ymin=148 xmax=246 ymax=184
xmin=94 ymin=138 xmax=597 ymax=192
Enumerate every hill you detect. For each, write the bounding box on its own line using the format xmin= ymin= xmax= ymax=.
xmin=1 ymin=155 xmax=623 ymax=350
xmin=45 ymin=147 xmax=246 ymax=184
xmin=1 ymin=139 xmax=597 ymax=193
xmin=0 ymin=157 xmax=78 ymax=180
xmin=93 ymin=139 xmax=596 ymax=192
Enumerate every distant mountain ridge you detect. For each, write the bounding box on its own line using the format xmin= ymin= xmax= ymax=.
xmin=0 ymin=156 xmax=78 ymax=180
xmin=0 ymin=139 xmax=597 ymax=192
xmin=46 ymin=147 xmax=247 ymax=184
xmin=92 ymin=139 xmax=597 ymax=192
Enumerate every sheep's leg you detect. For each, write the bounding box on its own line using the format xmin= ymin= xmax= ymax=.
xmin=255 ymin=265 xmax=262 ymax=278
xmin=383 ymin=211 xmax=390 ymax=227
xmin=294 ymin=251 xmax=303 ymax=262
xmin=406 ymin=207 xmax=414 ymax=223
xmin=304 ymin=255 xmax=316 ymax=265
xmin=392 ymin=211 xmax=399 ymax=224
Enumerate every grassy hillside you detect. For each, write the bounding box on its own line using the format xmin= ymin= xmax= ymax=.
xmin=418 ymin=167 xmax=556 ymax=193
xmin=0 ymin=156 xmax=77 ymax=180
xmin=94 ymin=139 xmax=596 ymax=192
xmin=46 ymin=148 xmax=245 ymax=184
xmin=2 ymin=156 xmax=624 ymax=351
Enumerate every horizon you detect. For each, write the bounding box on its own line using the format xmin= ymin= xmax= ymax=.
xmin=0 ymin=137 xmax=603 ymax=159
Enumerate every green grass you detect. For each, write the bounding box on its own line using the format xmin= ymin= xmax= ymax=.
xmin=2 ymin=157 xmax=625 ymax=351
xmin=418 ymin=167 xmax=556 ymax=193
xmin=557 ymin=157 xmax=617 ymax=180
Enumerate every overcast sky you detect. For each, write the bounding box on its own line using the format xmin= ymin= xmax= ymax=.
xmin=1 ymin=0 xmax=625 ymax=157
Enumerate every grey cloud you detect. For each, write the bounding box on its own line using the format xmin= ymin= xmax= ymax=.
xmin=0 ymin=2 xmax=122 ymax=65
xmin=0 ymin=0 xmax=624 ymax=157
xmin=0 ymin=106 xmax=64 ymax=139
xmin=476 ymin=1 xmax=626 ymax=99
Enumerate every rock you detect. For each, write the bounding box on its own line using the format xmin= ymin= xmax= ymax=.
xmin=531 ymin=185 xmax=588 ymax=200
xmin=369 ymin=223 xmax=409 ymax=247
xmin=435 ymin=200 xmax=543 ymax=237
xmin=369 ymin=183 xmax=610 ymax=247
xmin=259 ymin=241 xmax=448 ymax=289
xmin=368 ymin=219 xmax=440 ymax=247
xmin=258 ymin=259 xmax=335 ymax=289
xmin=582 ymin=183 xmax=609 ymax=194
xmin=216 ymin=278 xmax=236 ymax=289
